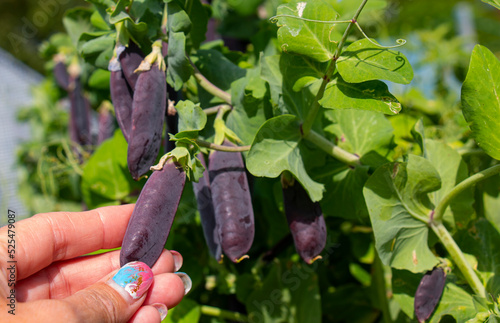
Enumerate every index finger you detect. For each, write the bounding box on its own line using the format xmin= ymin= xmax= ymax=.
xmin=0 ymin=204 xmax=135 ymax=280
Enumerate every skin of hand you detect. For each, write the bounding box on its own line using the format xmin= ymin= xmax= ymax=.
xmin=0 ymin=204 xmax=189 ymax=323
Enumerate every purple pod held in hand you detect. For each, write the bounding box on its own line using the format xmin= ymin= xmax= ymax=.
xmin=110 ymin=69 xmax=134 ymax=142
xmin=282 ymin=178 xmax=326 ymax=264
xmin=193 ymin=153 xmax=222 ymax=261
xmin=118 ymin=42 xmax=144 ymax=90
xmin=68 ymin=77 xmax=91 ymax=147
xmin=127 ymin=62 xmax=167 ymax=180
xmin=120 ymin=161 xmax=186 ymax=268
xmin=414 ymin=267 xmax=446 ymax=323
xmin=53 ymin=61 xmax=70 ymax=91
xmin=209 ymin=140 xmax=254 ymax=263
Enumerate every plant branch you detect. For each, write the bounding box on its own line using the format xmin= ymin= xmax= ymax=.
xmin=304 ymin=130 xmax=361 ymax=167
xmin=301 ymin=0 xmax=370 ymax=136
xmin=429 ymin=221 xmax=486 ymax=297
xmin=200 ymin=305 xmax=248 ymax=322
xmin=203 ymin=104 xmax=232 ymax=116
xmin=196 ymin=140 xmax=250 ymax=152
xmin=188 ymin=57 xmax=232 ymax=104
xmin=433 ymin=164 xmax=500 ymax=222
xmin=373 ymin=253 xmax=394 ymax=323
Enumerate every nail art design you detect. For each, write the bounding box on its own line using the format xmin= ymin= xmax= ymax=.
xmin=112 ymin=261 xmax=154 ymax=299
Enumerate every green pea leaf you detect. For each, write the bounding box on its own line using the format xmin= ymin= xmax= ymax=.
xmin=174 ymin=100 xmax=207 ymax=139
xmin=227 ymin=68 xmax=268 ymax=145
xmin=323 ymin=109 xmax=395 ymax=161
xmin=461 ymin=45 xmax=500 ymax=160
xmin=363 ymin=155 xmax=441 ymax=273
xmin=481 ymin=0 xmax=500 ymax=10
xmin=63 ymin=7 xmax=94 ymax=47
xmin=275 ymin=0 xmax=342 ymax=62
xmin=167 ymin=0 xmax=192 ymax=33
xmin=81 ymin=131 xmax=143 ymax=208
xmin=337 ymin=38 xmax=414 ymax=84
xmin=320 ymin=109 xmax=394 ymax=220
xmin=425 ymin=139 xmax=474 ymax=231
xmin=247 ymin=115 xmax=324 ymax=202
xmin=166 ymin=31 xmax=193 ymax=91
xmin=78 ymin=32 xmax=115 ymax=72
xmin=320 ymin=75 xmax=401 ymax=114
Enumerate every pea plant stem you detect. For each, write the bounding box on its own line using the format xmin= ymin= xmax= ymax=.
xmin=188 ymin=57 xmax=232 ymax=105
xmin=203 ymin=104 xmax=232 ymax=115
xmin=304 ymin=130 xmax=361 ymax=167
xmin=373 ymin=253 xmax=394 ymax=323
xmin=429 ymin=221 xmax=486 ymax=297
xmin=433 ymin=164 xmax=500 ymax=223
xmin=301 ymin=0 xmax=370 ymax=136
xmin=200 ymin=305 xmax=249 ymax=322
xmin=196 ymin=139 xmax=250 ymax=152
xmin=427 ymin=164 xmax=500 ymax=298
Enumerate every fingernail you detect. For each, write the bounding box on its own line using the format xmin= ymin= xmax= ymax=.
xmin=111 ymin=261 xmax=154 ymax=299
xmin=175 ymin=272 xmax=192 ymax=295
xmin=170 ymin=250 xmax=183 ymax=272
xmin=151 ymin=303 xmax=168 ymax=321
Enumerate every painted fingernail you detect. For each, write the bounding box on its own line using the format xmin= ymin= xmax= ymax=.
xmin=170 ymin=250 xmax=183 ymax=272
xmin=151 ymin=303 xmax=168 ymax=321
xmin=112 ymin=261 xmax=154 ymax=299
xmin=175 ymin=272 xmax=192 ymax=295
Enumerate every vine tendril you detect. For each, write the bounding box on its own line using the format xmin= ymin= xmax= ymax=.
xmin=269 ymin=15 xmax=350 ymax=25
xmin=354 ymin=22 xmax=406 ymax=48
xmin=268 ymin=15 xmax=407 ymax=49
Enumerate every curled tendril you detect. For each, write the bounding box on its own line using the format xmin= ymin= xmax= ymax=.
xmin=355 ymin=22 xmax=407 ymax=48
xmin=328 ymin=25 xmax=340 ymax=44
xmin=281 ymin=43 xmax=289 ymax=53
xmin=268 ymin=14 xmax=408 ymax=49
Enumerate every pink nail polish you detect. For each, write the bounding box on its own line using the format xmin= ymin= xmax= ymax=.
xmin=112 ymin=261 xmax=154 ymax=299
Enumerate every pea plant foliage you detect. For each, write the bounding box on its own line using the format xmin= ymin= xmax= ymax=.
xmin=19 ymin=0 xmax=500 ymax=321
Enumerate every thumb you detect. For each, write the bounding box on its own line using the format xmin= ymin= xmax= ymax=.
xmin=64 ymin=261 xmax=154 ymax=322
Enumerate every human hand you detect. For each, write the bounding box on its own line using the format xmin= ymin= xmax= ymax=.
xmin=0 ymin=204 xmax=191 ymax=322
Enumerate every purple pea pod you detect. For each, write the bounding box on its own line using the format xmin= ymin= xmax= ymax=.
xmin=97 ymin=103 xmax=115 ymax=145
xmin=414 ymin=267 xmax=446 ymax=323
xmin=118 ymin=41 xmax=144 ymax=90
xmin=193 ymin=153 xmax=222 ymax=261
xmin=53 ymin=60 xmax=70 ymax=91
xmin=127 ymin=60 xmax=167 ymax=180
xmin=120 ymin=160 xmax=186 ymax=268
xmin=282 ymin=175 xmax=326 ymax=264
xmin=209 ymin=140 xmax=254 ymax=263
xmin=110 ymin=67 xmax=134 ymax=142
xmin=68 ymin=76 xmax=91 ymax=147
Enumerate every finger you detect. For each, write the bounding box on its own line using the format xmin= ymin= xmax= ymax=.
xmin=16 ymin=249 xmax=182 ymax=301
xmin=65 ymin=261 xmax=154 ymax=322
xmin=129 ymin=304 xmax=168 ymax=323
xmin=1 ymin=204 xmax=135 ymax=280
xmin=143 ymin=272 xmax=187 ymax=308
xmin=16 ymin=261 xmax=155 ymax=323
